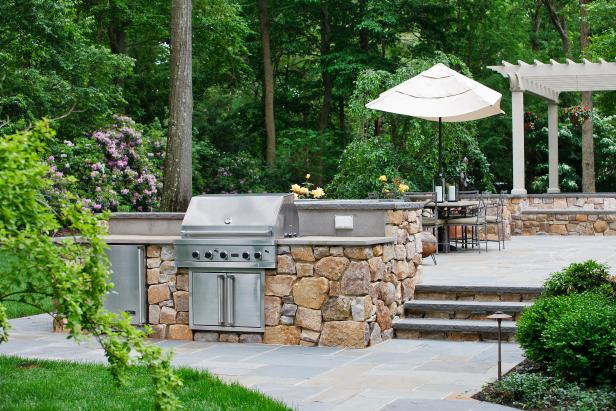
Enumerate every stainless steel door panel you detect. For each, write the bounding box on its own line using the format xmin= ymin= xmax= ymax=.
xmin=230 ymin=273 xmax=262 ymax=328
xmin=104 ymin=245 xmax=145 ymax=324
xmin=191 ymin=271 xmax=223 ymax=326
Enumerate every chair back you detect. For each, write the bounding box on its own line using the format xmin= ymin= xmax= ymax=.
xmin=367 ymin=192 xmax=379 ymax=199
xmin=458 ymin=190 xmax=479 ymax=200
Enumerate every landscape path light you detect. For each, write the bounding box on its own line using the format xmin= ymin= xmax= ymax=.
xmin=487 ymin=310 xmax=512 ymax=380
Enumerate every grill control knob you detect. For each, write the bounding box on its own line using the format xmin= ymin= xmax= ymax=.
xmin=203 ymin=250 xmax=213 ymax=259
xmin=192 ymin=250 xmax=200 ymax=259
xmin=254 ymin=251 xmax=262 ymax=260
xmin=242 ymin=251 xmax=250 ymax=259
xmin=219 ymin=250 xmax=228 ymax=260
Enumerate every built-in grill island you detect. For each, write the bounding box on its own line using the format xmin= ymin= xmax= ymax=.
xmin=174 ymin=194 xmax=299 ymax=333
xmin=101 ymin=196 xmax=424 ymax=347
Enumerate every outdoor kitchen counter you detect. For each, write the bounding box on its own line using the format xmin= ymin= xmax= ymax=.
xmin=103 ymin=235 xmax=180 ymax=244
xmin=277 ymin=236 xmax=395 ymax=246
xmin=295 ymin=199 xmax=424 ymax=210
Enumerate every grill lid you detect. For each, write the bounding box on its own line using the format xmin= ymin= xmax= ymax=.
xmin=180 ymin=194 xmax=298 ymax=239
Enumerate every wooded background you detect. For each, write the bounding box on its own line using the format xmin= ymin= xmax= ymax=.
xmin=1 ymin=0 xmax=615 ymax=210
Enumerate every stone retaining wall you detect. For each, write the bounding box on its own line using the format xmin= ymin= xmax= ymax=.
xmin=143 ymin=209 xmax=423 ymax=348
xmin=507 ymin=195 xmax=616 ymax=236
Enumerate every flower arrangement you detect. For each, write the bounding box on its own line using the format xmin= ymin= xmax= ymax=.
xmin=563 ymin=105 xmax=592 ymax=126
xmin=290 ymin=173 xmax=325 ymax=199
xmin=377 ymin=174 xmax=410 ymax=198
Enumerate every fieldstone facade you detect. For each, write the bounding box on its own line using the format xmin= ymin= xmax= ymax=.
xmin=143 ymin=209 xmax=423 ymax=348
xmin=507 ymin=195 xmax=616 ymax=236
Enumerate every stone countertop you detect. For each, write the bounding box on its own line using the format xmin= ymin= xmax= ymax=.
xmin=104 ymin=235 xmax=181 ymax=244
xmin=295 ymin=199 xmax=424 ymax=210
xmin=276 ymin=236 xmax=395 ymax=246
xmin=110 ymin=212 xmax=185 ymax=219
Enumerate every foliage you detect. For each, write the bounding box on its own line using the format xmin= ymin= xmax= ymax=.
xmin=478 ymin=363 xmax=616 ymax=411
xmin=326 ymin=137 xmax=402 ymax=199
xmin=543 ymin=260 xmax=615 ymax=297
xmin=517 ymin=291 xmax=616 ymax=385
xmin=0 ymin=0 xmax=133 ymax=137
xmin=0 ymin=356 xmax=290 ymax=411
xmin=290 ymin=174 xmax=325 ymax=199
xmin=47 ymin=116 xmax=164 ymax=212
xmin=0 ymin=122 xmax=181 ymax=410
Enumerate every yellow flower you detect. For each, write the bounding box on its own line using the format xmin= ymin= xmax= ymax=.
xmin=300 ymin=187 xmax=309 ymax=195
xmin=383 ymin=189 xmax=390 ymax=193
xmin=378 ymin=175 xmax=387 ymax=182
xmin=398 ymin=183 xmax=409 ymax=193
xmin=292 ymin=192 xmax=299 ymax=200
xmin=311 ymin=187 xmax=325 ymax=198
xmin=305 ymin=173 xmax=311 ymax=180
xmin=291 ymin=184 xmax=301 ymax=194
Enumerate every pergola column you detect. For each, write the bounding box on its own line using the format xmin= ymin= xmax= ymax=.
xmin=511 ymin=91 xmax=526 ymax=195
xmin=547 ymin=102 xmax=560 ymax=193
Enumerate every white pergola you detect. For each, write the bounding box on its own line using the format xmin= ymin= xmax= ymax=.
xmin=488 ymin=59 xmax=616 ymax=194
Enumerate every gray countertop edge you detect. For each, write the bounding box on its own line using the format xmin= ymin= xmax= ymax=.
xmin=520 ymin=208 xmax=616 ymax=215
xmin=295 ymin=200 xmax=424 ymax=210
xmin=110 ymin=212 xmax=185 ymax=220
xmin=276 ymin=236 xmax=395 ymax=246
xmin=104 ymin=235 xmax=180 ymax=244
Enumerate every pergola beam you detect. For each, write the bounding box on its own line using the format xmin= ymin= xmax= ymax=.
xmin=487 ymin=59 xmax=616 ymax=195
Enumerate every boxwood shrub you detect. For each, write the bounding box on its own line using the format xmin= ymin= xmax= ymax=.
xmin=543 ymin=260 xmax=615 ymax=297
xmin=517 ymin=292 xmax=616 ymax=385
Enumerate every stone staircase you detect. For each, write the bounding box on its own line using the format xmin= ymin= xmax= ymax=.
xmin=393 ymin=284 xmax=542 ymax=341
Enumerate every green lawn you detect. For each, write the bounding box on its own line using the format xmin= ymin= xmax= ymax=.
xmin=0 ymin=356 xmax=290 ymax=411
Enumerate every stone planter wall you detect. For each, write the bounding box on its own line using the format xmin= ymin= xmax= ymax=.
xmin=507 ymin=195 xmax=616 ymax=236
xmin=142 ymin=208 xmax=423 ymax=348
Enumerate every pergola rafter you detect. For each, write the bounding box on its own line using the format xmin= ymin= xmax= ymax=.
xmin=487 ymin=59 xmax=616 ymax=194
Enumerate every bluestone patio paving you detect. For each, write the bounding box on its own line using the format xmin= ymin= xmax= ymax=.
xmin=1 ymin=314 xmax=522 ymax=410
xmin=422 ymin=236 xmax=616 ymax=287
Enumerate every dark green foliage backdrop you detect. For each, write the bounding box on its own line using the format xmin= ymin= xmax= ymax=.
xmin=2 ymin=0 xmax=616 ymax=203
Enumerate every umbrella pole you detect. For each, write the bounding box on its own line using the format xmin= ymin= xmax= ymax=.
xmin=438 ymin=117 xmax=444 ymax=181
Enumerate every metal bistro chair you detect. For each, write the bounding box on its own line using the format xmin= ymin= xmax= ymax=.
xmin=448 ymin=190 xmax=479 ymax=250
xmin=446 ymin=192 xmax=488 ymax=253
xmin=403 ymin=191 xmax=444 ymax=263
xmin=486 ymin=191 xmax=506 ymax=250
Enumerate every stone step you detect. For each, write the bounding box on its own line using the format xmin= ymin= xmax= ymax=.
xmin=393 ymin=318 xmax=517 ymax=342
xmin=414 ymin=284 xmax=543 ymax=302
xmin=405 ymin=299 xmax=532 ymax=313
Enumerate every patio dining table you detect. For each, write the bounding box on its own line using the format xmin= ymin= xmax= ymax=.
xmin=426 ymin=200 xmax=480 ymax=252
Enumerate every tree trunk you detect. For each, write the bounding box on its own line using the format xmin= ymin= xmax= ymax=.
xmin=580 ymin=0 xmax=594 ymax=192
xmin=543 ymin=0 xmax=570 ymax=57
xmin=258 ymin=0 xmax=276 ymax=166
xmin=359 ymin=0 xmax=369 ymax=51
xmin=318 ymin=0 xmax=332 ymax=133
xmin=531 ymin=0 xmax=542 ymax=52
xmin=338 ymin=97 xmax=345 ymax=131
xmin=162 ymin=0 xmax=193 ymax=212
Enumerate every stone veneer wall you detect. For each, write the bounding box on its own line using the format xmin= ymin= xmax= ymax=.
xmin=262 ymin=209 xmax=423 ymax=348
xmin=507 ymin=195 xmax=616 ymax=236
xmin=143 ymin=208 xmax=423 ymax=348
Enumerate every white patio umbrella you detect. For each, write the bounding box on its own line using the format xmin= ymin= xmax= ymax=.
xmin=365 ymin=63 xmax=503 ymax=187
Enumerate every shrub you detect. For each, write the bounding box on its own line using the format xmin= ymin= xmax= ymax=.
xmin=542 ymin=292 xmax=616 ymax=384
xmin=518 ymin=292 xmax=616 ymax=385
xmin=326 ymin=137 xmax=404 ymax=199
xmin=543 ymin=260 xmax=615 ymax=297
xmin=480 ymin=367 xmax=616 ymax=410
xmin=516 ymin=296 xmax=569 ymax=362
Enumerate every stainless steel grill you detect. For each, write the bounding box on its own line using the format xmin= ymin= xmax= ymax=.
xmin=174 ymin=194 xmax=298 ymax=332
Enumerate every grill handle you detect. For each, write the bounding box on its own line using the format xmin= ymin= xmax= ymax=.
xmin=181 ymin=229 xmax=273 ymax=237
xmin=217 ymin=275 xmax=225 ymax=325
xmin=226 ymin=274 xmax=235 ymax=326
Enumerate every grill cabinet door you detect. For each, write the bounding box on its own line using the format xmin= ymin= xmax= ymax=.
xmin=228 ymin=272 xmax=262 ymax=328
xmin=104 ymin=245 xmax=145 ymax=324
xmin=192 ymin=272 xmax=225 ymax=327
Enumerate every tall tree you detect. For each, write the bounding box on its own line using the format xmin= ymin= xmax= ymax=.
xmin=580 ymin=0 xmax=594 ymax=192
xmin=318 ymin=0 xmax=332 ymax=132
xmin=543 ymin=0 xmax=571 ymax=56
xmin=162 ymin=0 xmax=193 ymax=211
xmin=258 ymin=0 xmax=276 ymax=166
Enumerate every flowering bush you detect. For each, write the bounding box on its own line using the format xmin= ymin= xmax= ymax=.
xmin=47 ymin=116 xmax=164 ymax=212
xmin=290 ymin=174 xmax=325 ymax=199
xmin=377 ymin=174 xmax=410 ymax=198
